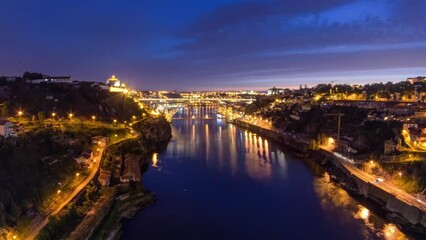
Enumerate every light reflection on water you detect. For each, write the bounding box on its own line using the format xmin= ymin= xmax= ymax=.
xmin=124 ymin=107 xmax=414 ymax=240
xmin=314 ymin=173 xmax=408 ymax=240
xmin=168 ymin=107 xmax=287 ymax=181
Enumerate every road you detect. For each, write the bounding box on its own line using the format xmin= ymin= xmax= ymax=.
xmin=237 ymin=116 xmax=426 ymax=213
xmin=238 ymin=118 xmax=273 ymax=131
xmin=321 ymin=146 xmax=426 ymax=213
xmin=25 ymin=146 xmax=105 ymax=240
xmin=25 ymin=132 xmax=139 ymax=240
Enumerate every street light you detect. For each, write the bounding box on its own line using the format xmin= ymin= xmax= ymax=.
xmin=17 ymin=110 xmax=23 ymax=120
xmin=69 ymin=113 xmax=73 ymax=120
xmin=76 ymin=172 xmax=80 ymax=177
xmin=92 ymin=115 xmax=96 ymax=122
xmin=57 ymin=190 xmax=61 ymax=194
xmin=52 ymin=112 xmax=56 ymax=118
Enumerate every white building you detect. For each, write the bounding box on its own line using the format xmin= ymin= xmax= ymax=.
xmin=73 ymin=149 xmax=94 ymax=167
xmin=407 ymin=76 xmax=426 ymax=84
xmin=0 ymin=120 xmax=14 ymax=137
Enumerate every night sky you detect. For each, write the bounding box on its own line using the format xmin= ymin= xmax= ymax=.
xmin=1 ymin=0 xmax=426 ymax=91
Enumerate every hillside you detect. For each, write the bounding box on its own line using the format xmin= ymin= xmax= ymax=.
xmin=0 ymin=81 xmax=146 ymax=122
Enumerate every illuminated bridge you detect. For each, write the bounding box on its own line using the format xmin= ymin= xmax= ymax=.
xmin=138 ymin=98 xmax=255 ymax=102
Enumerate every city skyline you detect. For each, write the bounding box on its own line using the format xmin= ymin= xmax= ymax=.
xmin=1 ymin=0 xmax=426 ymax=90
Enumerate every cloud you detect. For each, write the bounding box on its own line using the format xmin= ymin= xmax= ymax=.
xmin=1 ymin=0 xmax=426 ymax=90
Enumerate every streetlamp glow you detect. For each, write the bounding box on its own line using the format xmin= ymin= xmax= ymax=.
xmin=57 ymin=190 xmax=61 ymax=194
xmin=92 ymin=115 xmax=96 ymax=122
xmin=52 ymin=112 xmax=56 ymax=118
xmin=76 ymin=172 xmax=80 ymax=177
xmin=69 ymin=113 xmax=73 ymax=120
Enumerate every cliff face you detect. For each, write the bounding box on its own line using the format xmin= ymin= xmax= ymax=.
xmin=134 ymin=116 xmax=172 ymax=143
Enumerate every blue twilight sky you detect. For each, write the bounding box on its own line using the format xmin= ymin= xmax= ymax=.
xmin=1 ymin=0 xmax=426 ymax=91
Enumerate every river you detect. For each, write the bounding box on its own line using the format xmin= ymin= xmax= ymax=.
xmin=121 ymin=106 xmax=412 ymax=240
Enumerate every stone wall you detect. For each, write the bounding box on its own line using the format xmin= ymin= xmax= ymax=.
xmin=324 ymin=149 xmax=426 ymax=230
xmin=235 ymin=119 xmax=426 ymax=231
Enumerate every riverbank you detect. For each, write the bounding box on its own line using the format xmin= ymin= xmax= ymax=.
xmin=90 ymin=185 xmax=156 ymax=240
xmin=87 ymin=117 xmax=172 ymax=239
xmin=232 ymin=118 xmax=426 ymax=235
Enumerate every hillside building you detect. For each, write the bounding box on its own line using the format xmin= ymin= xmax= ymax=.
xmin=0 ymin=120 xmax=14 ymax=137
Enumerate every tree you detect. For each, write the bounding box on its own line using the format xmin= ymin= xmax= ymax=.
xmin=22 ymin=72 xmax=43 ymax=80
xmin=37 ymin=111 xmax=45 ymax=123
xmin=0 ymin=103 xmax=9 ymax=117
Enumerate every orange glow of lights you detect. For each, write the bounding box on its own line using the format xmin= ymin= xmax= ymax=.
xmin=360 ymin=207 xmax=370 ymax=220
xmin=152 ymin=153 xmax=159 ymax=167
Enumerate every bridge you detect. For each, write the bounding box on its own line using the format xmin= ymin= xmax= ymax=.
xmin=164 ymin=108 xmax=180 ymax=122
xmin=137 ymin=98 xmax=255 ymax=102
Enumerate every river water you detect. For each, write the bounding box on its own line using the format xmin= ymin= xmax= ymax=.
xmin=121 ymin=107 xmax=412 ymax=240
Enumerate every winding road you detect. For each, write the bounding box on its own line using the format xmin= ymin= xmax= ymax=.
xmin=25 ymin=132 xmax=139 ymax=240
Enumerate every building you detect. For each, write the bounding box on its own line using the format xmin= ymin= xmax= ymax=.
xmin=73 ymin=149 xmax=94 ymax=167
xmin=4 ymin=76 xmax=19 ymax=82
xmin=106 ymin=75 xmax=128 ymax=92
xmin=91 ymin=82 xmax=110 ymax=91
xmin=98 ymin=170 xmax=111 ymax=187
xmin=0 ymin=120 xmax=14 ymax=137
xmin=28 ymin=75 xmax=71 ymax=84
xmin=120 ymin=154 xmax=141 ymax=183
xmin=407 ymin=76 xmax=426 ymax=84
xmin=384 ymin=139 xmax=399 ymax=155
xmin=91 ymin=135 xmax=107 ymax=147
xmin=403 ymin=122 xmax=418 ymax=132
xmin=106 ymin=74 xmax=125 ymax=87
xmin=267 ymin=87 xmax=286 ymax=95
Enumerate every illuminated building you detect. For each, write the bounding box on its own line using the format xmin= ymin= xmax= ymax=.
xmin=106 ymin=74 xmax=122 ymax=87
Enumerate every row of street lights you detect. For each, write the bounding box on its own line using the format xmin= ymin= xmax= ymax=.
xmin=16 ymin=109 xmax=100 ymax=122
